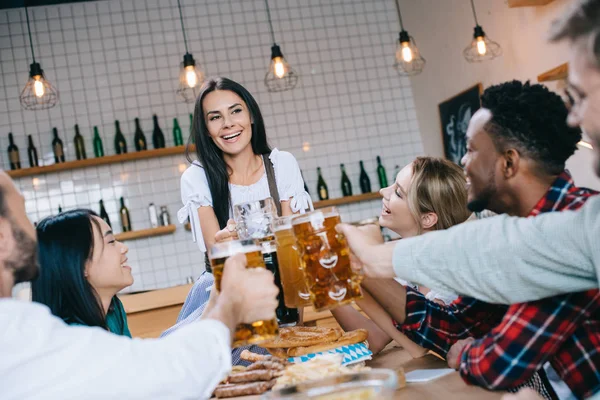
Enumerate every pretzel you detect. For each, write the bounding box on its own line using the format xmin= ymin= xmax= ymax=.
xmin=287 ymin=329 xmax=368 ymax=357
xmin=260 ymin=326 xmax=343 ymax=348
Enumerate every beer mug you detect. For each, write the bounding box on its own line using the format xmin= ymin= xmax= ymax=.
xmin=209 ymin=239 xmax=279 ymax=347
xmin=233 ymin=198 xmax=300 ymax=326
xmin=292 ymin=206 xmax=363 ymax=312
xmin=274 ymin=216 xmax=312 ymax=308
xmin=233 ymin=198 xmax=278 ymax=241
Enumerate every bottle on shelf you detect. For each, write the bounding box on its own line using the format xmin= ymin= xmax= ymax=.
xmin=359 ymin=160 xmax=371 ymax=193
xmin=119 ymin=197 xmax=132 ymax=232
xmin=340 ymin=163 xmax=353 ymax=197
xmin=134 ymin=118 xmax=148 ymax=151
xmin=377 ymin=156 xmax=388 ymax=188
xmin=114 ymin=120 xmax=127 ymax=155
xmin=58 ymin=205 xmax=63 ymax=213
xmin=152 ymin=115 xmax=166 ymax=149
xmin=27 ymin=135 xmax=39 ymax=167
xmin=173 ymin=118 xmax=183 ymax=146
xmin=7 ymin=133 xmax=21 ymax=170
xmin=160 ymin=206 xmax=171 ymax=226
xmin=52 ymin=128 xmax=65 ymax=163
xmin=99 ymin=199 xmax=112 ymax=228
xmin=301 ymin=169 xmax=310 ymax=194
xmin=316 ymin=167 xmax=329 ymax=200
xmin=93 ymin=126 xmax=104 ymax=158
xmin=73 ymin=124 xmax=87 ymax=160
xmin=148 ymin=203 xmax=159 ymax=228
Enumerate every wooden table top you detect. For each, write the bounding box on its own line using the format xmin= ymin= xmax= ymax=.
xmin=232 ymin=345 xmax=503 ymax=399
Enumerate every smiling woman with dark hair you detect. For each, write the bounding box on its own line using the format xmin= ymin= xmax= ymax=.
xmin=31 ymin=209 xmax=132 ymax=336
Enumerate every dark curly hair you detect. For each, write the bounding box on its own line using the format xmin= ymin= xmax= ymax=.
xmin=481 ymin=80 xmax=581 ymax=176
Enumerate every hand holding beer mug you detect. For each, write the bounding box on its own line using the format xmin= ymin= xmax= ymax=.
xmin=214 ymin=219 xmax=239 ymax=243
xmin=210 ymin=239 xmax=279 ymax=347
xmin=292 ymin=207 xmax=363 ymax=312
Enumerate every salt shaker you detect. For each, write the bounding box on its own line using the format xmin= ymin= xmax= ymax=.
xmin=160 ymin=206 xmax=171 ymax=226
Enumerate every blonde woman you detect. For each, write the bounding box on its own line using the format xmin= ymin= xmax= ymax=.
xmin=332 ymin=157 xmax=477 ymax=356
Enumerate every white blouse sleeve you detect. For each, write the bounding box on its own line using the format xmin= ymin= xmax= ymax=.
xmin=270 ymin=148 xmax=314 ymax=213
xmin=178 ymin=163 xmax=213 ymax=252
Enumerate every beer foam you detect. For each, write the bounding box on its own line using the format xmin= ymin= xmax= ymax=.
xmin=291 ymin=210 xmax=338 ymax=226
xmin=209 ymin=240 xmax=262 ymax=259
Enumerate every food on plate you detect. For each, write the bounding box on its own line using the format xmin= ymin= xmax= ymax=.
xmin=260 ymin=326 xmax=343 ymax=349
xmin=228 ymin=369 xmax=282 ymax=383
xmin=240 ymin=349 xmax=269 ymax=362
xmin=274 ymin=353 xmax=368 ymax=390
xmin=214 ymin=380 xmax=277 ymax=398
xmin=266 ymin=347 xmax=289 ymax=358
xmin=287 ymin=329 xmax=368 ymax=357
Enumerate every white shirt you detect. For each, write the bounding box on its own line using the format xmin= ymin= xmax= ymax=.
xmin=1 ymin=299 xmax=232 ymax=400
xmin=178 ymin=148 xmax=313 ymax=252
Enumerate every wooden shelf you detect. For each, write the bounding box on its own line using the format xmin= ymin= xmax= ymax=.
xmin=115 ymin=224 xmax=176 ymax=242
xmin=313 ymin=192 xmax=381 ymax=208
xmin=7 ymin=145 xmax=195 ymax=179
xmin=538 ymin=63 xmax=568 ymax=82
xmin=508 ymin=0 xmax=555 ymax=7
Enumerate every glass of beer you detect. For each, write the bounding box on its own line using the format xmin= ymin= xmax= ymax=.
xmin=209 ymin=239 xmax=279 ymax=347
xmin=274 ymin=216 xmax=312 ymax=308
xmin=233 ymin=198 xmax=300 ymax=326
xmin=292 ymin=206 xmax=363 ymax=312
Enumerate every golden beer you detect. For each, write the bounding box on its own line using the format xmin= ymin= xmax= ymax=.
xmin=292 ymin=207 xmax=362 ymax=312
xmin=210 ymin=239 xmax=279 ymax=347
xmin=274 ymin=217 xmax=312 ymax=308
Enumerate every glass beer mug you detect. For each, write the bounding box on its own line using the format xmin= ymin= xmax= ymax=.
xmin=209 ymin=239 xmax=279 ymax=347
xmin=233 ymin=198 xmax=300 ymax=326
xmin=292 ymin=206 xmax=363 ymax=312
xmin=274 ymin=216 xmax=312 ymax=308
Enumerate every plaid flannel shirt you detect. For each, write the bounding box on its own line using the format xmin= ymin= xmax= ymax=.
xmin=397 ymin=171 xmax=600 ymax=399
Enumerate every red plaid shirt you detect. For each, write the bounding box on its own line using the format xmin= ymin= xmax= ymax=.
xmin=398 ymin=171 xmax=600 ymax=399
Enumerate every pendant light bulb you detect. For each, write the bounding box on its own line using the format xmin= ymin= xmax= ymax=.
xmin=401 ymin=42 xmax=413 ymax=63
xmin=33 ymin=76 xmax=45 ymax=97
xmin=273 ymin=56 xmax=286 ymax=79
xmin=476 ymin=36 xmax=487 ymax=55
xmin=185 ymin=65 xmax=198 ymax=88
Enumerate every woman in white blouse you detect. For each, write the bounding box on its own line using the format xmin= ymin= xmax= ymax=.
xmin=172 ymin=77 xmax=312 ymax=364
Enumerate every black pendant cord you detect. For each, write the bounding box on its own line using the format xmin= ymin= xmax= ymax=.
xmin=265 ymin=0 xmax=277 ymax=45
xmin=24 ymin=6 xmax=36 ymax=63
xmin=177 ymin=0 xmax=189 ymax=54
xmin=394 ymin=0 xmax=405 ymax=31
xmin=470 ymin=0 xmax=479 ymax=26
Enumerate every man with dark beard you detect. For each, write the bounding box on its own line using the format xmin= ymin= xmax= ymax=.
xmin=0 ymin=171 xmax=280 ymax=399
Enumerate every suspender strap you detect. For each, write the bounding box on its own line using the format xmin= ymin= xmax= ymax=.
xmin=263 ymin=153 xmax=282 ymax=217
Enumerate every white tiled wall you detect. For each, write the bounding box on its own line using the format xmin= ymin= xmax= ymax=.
xmin=0 ymin=0 xmax=423 ymax=292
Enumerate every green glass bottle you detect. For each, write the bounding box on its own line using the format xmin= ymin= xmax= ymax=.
xmin=93 ymin=126 xmax=104 ymax=157
xmin=119 ymin=197 xmax=132 ymax=232
xmin=152 ymin=115 xmax=166 ymax=149
xmin=134 ymin=118 xmax=148 ymax=151
xmin=99 ymin=199 xmax=112 ymax=228
xmin=359 ymin=161 xmax=371 ymax=193
xmin=52 ymin=128 xmax=65 ymax=163
xmin=173 ymin=118 xmax=183 ymax=146
xmin=7 ymin=133 xmax=21 ymax=170
xmin=376 ymin=156 xmax=388 ymax=188
xmin=340 ymin=163 xmax=353 ymax=197
xmin=74 ymin=124 xmax=87 ymax=160
xmin=317 ymin=167 xmax=329 ymax=200
xmin=27 ymin=135 xmax=39 ymax=167
xmin=114 ymin=120 xmax=127 ymax=155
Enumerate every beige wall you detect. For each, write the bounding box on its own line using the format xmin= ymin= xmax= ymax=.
xmin=399 ymin=0 xmax=600 ymax=190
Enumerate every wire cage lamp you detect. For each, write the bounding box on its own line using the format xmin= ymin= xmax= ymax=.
xmin=393 ymin=0 xmax=425 ymax=76
xmin=19 ymin=7 xmax=58 ymax=110
xmin=463 ymin=0 xmax=502 ymax=63
xmin=175 ymin=0 xmax=204 ymax=103
xmin=263 ymin=0 xmax=298 ymax=92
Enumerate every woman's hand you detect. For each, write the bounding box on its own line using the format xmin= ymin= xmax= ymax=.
xmin=447 ymin=337 xmax=474 ymax=370
xmin=214 ymin=219 xmax=239 ymax=243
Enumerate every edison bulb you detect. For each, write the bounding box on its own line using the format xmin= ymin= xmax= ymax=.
xmin=273 ymin=57 xmax=286 ymax=78
xmin=33 ymin=77 xmax=45 ymax=98
xmin=185 ymin=65 xmax=198 ymax=88
xmin=476 ymin=37 xmax=487 ymax=56
xmin=401 ymin=42 xmax=413 ymax=63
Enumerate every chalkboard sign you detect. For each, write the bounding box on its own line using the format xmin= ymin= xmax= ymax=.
xmin=438 ymin=83 xmax=482 ymax=165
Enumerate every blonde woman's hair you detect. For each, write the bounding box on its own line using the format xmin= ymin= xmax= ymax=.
xmin=404 ymin=157 xmax=471 ymax=234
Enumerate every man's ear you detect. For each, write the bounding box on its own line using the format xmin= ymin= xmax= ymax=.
xmin=421 ymin=212 xmax=438 ymax=230
xmin=503 ymin=148 xmax=520 ymax=179
xmin=0 ymin=217 xmax=14 ymax=264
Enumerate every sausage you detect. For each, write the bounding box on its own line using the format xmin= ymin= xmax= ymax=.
xmin=214 ymin=380 xmax=277 ymax=398
xmin=228 ymin=369 xmax=282 ymax=383
xmin=246 ymin=360 xmax=288 ymax=371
